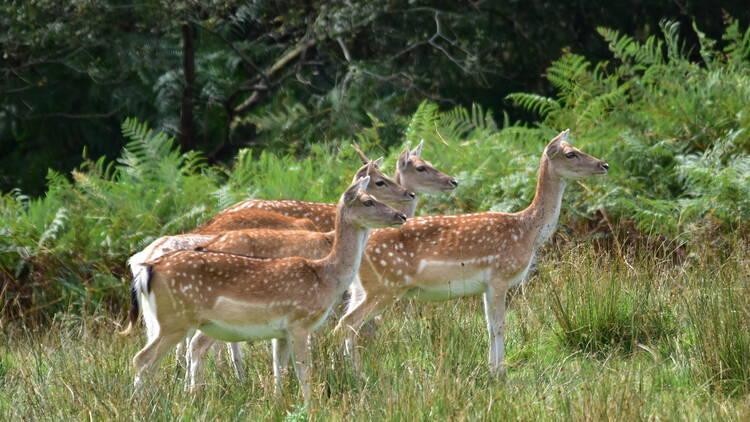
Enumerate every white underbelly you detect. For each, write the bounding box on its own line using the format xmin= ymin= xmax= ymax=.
xmin=406 ymin=271 xmax=489 ymax=302
xmin=199 ymin=319 xmax=287 ymax=342
xmin=403 ymin=259 xmax=492 ymax=302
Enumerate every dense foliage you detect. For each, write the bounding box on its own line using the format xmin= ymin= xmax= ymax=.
xmin=2 ymin=19 xmax=750 ymax=321
xmin=509 ymin=19 xmax=750 ymax=237
xmin=2 ymin=1 xmax=749 ymax=194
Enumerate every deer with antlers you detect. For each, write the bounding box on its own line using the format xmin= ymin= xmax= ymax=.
xmin=210 ymin=141 xmax=458 ymax=232
xmin=335 ymin=130 xmax=609 ymax=376
xmin=127 ymin=159 xmax=412 ymax=280
xmin=121 ymin=175 xmax=407 ymax=404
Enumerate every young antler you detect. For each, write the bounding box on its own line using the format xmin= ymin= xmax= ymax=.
xmin=206 ymin=142 xmax=457 ymax=232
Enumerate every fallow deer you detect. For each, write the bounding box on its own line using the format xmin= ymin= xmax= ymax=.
xmin=194 ymin=157 xmax=416 ymax=233
xmin=125 ymin=159 xmax=413 ymax=370
xmin=335 ymin=130 xmax=609 ymax=376
xmin=127 ymin=160 xmax=411 ymax=280
xmin=120 ymin=176 xmax=407 ymax=404
xmin=182 ymin=142 xmax=458 ymax=383
xmin=207 ymin=141 xmax=458 ymax=232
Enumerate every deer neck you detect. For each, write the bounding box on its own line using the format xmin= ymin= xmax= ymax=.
xmin=394 ymin=171 xmax=419 ymax=217
xmin=319 ymin=206 xmax=370 ymax=296
xmin=521 ymin=156 xmax=567 ymax=252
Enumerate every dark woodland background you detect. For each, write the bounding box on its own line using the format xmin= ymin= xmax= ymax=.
xmin=3 ymin=0 xmax=748 ymax=195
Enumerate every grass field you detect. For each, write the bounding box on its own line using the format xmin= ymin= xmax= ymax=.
xmin=3 ymin=19 xmax=750 ymax=422
xmin=2 ymin=242 xmax=749 ymax=421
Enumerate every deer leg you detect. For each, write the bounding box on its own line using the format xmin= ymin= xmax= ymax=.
xmin=289 ymin=329 xmax=312 ymax=407
xmin=226 ymin=342 xmax=245 ymax=380
xmin=133 ymin=330 xmax=187 ymax=391
xmin=175 ymin=329 xmax=195 ymax=370
xmin=335 ymin=293 xmax=397 ymax=374
xmin=186 ymin=331 xmax=216 ymax=392
xmin=272 ymin=337 xmax=292 ymax=396
xmin=483 ymin=284 xmax=508 ymax=378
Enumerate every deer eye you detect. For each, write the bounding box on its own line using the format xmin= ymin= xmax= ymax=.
xmin=363 ymin=199 xmax=374 ymax=207
xmin=565 ymin=152 xmax=577 ymax=159
xmin=416 ymin=166 xmax=426 ymax=172
xmin=375 ymin=180 xmax=386 ymax=187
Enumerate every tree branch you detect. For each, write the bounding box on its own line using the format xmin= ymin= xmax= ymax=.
xmin=231 ymin=14 xmax=379 ymax=115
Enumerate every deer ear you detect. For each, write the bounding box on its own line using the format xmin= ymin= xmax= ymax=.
xmin=358 ymin=175 xmax=371 ymax=191
xmin=344 ymin=176 xmax=369 ymax=204
xmin=546 ymin=129 xmax=569 ymax=158
xmin=412 ymin=140 xmax=424 ymax=157
xmin=398 ymin=148 xmax=410 ymax=168
xmin=372 ymin=156 xmax=384 ymax=168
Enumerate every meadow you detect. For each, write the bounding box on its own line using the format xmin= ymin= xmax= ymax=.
xmin=1 ymin=20 xmax=750 ymax=421
xmin=2 ymin=243 xmax=749 ymax=420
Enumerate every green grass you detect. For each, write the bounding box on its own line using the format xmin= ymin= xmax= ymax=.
xmin=2 ymin=244 xmax=749 ymax=421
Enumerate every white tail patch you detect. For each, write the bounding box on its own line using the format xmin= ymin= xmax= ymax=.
xmin=133 ymin=267 xmax=160 ymax=341
xmin=128 ymin=234 xmax=216 ymax=278
xmin=141 ymin=291 xmax=160 ymax=341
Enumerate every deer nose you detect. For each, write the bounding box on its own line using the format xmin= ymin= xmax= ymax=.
xmin=600 ymin=162 xmax=609 ymax=171
xmin=396 ymin=213 xmax=407 ymax=222
xmin=448 ymin=178 xmax=458 ymax=187
xmin=407 ymin=191 xmax=416 ymax=199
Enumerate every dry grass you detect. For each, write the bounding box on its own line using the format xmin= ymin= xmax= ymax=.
xmin=2 ymin=242 xmax=749 ymax=421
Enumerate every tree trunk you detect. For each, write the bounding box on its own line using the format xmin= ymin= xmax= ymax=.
xmin=180 ymin=23 xmax=197 ymax=151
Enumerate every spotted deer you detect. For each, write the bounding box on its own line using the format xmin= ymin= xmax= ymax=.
xmin=182 ymin=142 xmax=458 ymax=384
xmin=120 ymin=176 xmax=407 ymax=404
xmin=195 ymin=156 xmax=418 ymax=234
xmin=125 ymin=159 xmax=413 ymax=371
xmin=209 ymin=141 xmax=458 ymax=232
xmin=335 ymin=130 xmax=609 ymax=376
xmin=127 ymin=160 xmax=411 ymax=281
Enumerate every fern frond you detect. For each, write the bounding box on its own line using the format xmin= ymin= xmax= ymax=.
xmin=212 ymin=185 xmax=241 ymax=211
xmin=38 ymin=207 xmax=68 ymax=248
xmin=661 ymin=20 xmax=688 ymax=63
xmin=577 ymin=82 xmax=631 ymax=125
xmin=546 ymin=54 xmax=590 ymax=95
xmin=506 ymin=93 xmax=561 ymax=118
xmin=723 ymin=19 xmax=750 ymax=64
xmin=597 ymin=26 xmax=664 ymax=68
xmin=404 ymin=101 xmax=440 ymax=144
xmin=160 ymin=205 xmax=210 ymax=235
xmin=438 ymin=103 xmax=497 ymax=141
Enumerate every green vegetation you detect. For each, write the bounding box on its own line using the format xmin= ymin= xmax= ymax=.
xmin=4 ymin=20 xmax=750 ymax=318
xmin=3 ymin=1 xmax=749 ymax=195
xmin=2 ymin=245 xmax=749 ymax=420
xmin=510 ymin=19 xmax=750 ymax=237
xmin=2 ymin=18 xmax=750 ymax=421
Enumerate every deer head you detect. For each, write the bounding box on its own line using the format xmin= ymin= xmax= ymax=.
xmin=396 ymin=140 xmax=458 ymax=192
xmin=352 ymin=161 xmax=415 ymax=205
xmin=544 ymin=129 xmax=609 ymax=179
xmin=340 ymin=175 xmax=408 ymax=229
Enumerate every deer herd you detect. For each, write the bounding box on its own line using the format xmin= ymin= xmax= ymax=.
xmin=120 ymin=130 xmax=609 ymax=405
